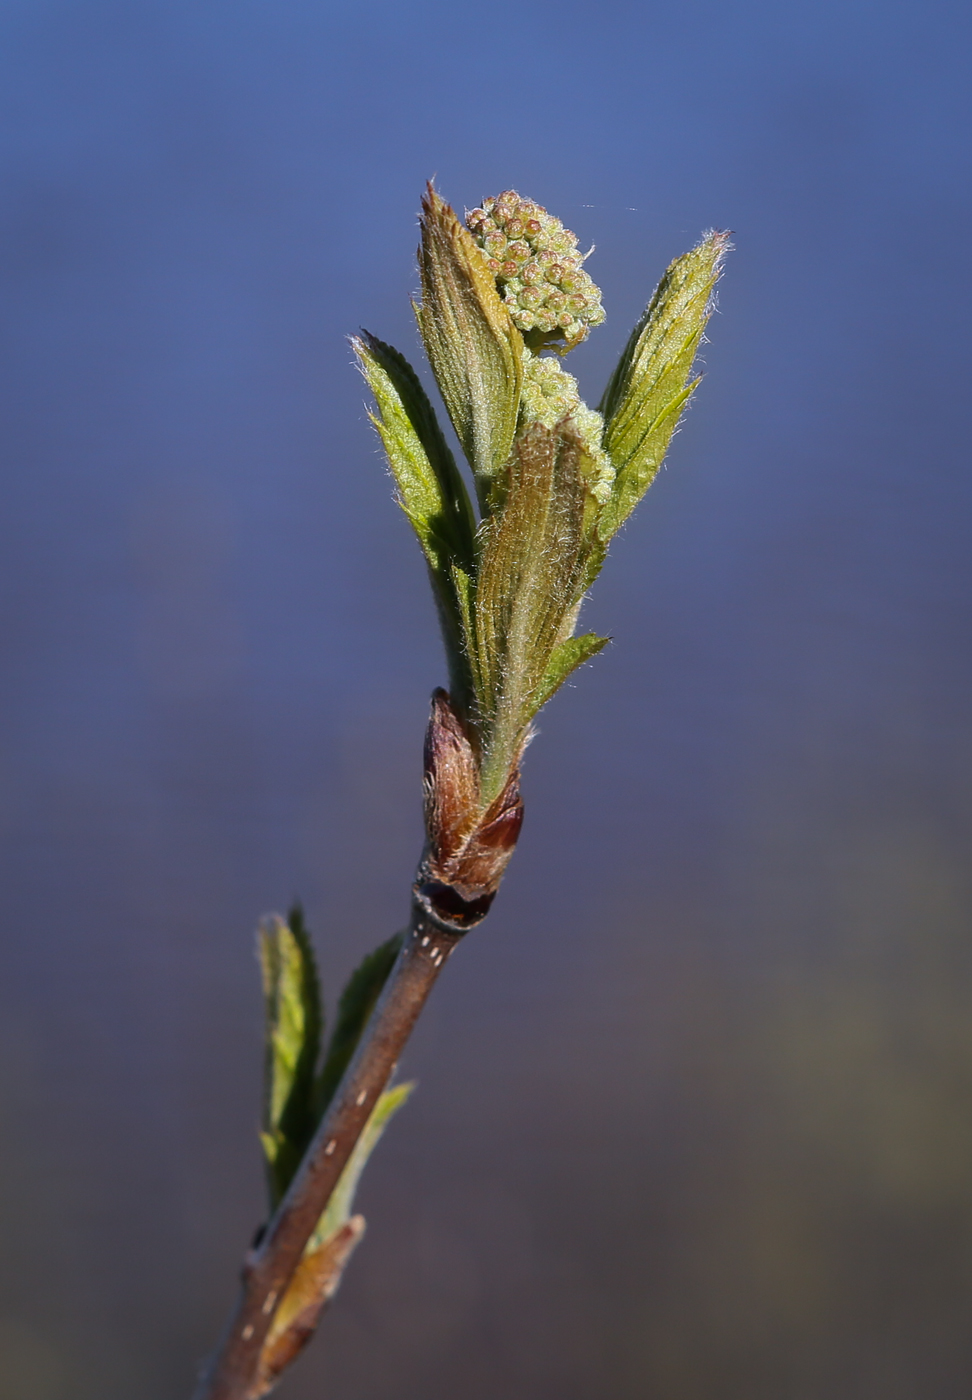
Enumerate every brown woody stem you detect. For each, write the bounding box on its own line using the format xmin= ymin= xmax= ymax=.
xmin=192 ymin=902 xmax=464 ymax=1400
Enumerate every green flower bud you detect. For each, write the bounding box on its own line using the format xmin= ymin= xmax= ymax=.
xmin=466 ymin=190 xmax=606 ymax=351
xmin=518 ymin=349 xmax=615 ymax=505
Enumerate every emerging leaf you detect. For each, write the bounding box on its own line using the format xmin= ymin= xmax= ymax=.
xmin=353 ymin=331 xmax=477 ymax=707
xmin=417 ymin=184 xmax=523 ymax=513
xmin=253 ymin=1217 xmax=366 ymax=1397
xmin=352 ymin=332 xmax=476 ymax=574
xmin=474 ymin=421 xmax=601 ymax=802
xmin=598 ymin=230 xmax=730 ymax=541
xmin=254 ymin=1085 xmax=414 ymax=1395
xmin=310 ymin=1083 xmax=414 ymax=1252
xmin=529 ymin=631 xmax=610 ymax=718
xmin=259 ymin=907 xmax=323 ymax=1210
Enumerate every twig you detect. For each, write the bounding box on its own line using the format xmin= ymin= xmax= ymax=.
xmin=192 ymin=183 xmax=726 ymax=1398
xmin=192 ymin=903 xmax=462 ymax=1400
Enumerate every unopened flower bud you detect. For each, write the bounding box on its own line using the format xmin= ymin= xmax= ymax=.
xmin=466 ymin=189 xmax=606 ymax=349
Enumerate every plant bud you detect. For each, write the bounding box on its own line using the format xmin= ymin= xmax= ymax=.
xmin=466 ymin=190 xmax=606 ymax=350
xmin=418 ymin=689 xmax=524 ymax=929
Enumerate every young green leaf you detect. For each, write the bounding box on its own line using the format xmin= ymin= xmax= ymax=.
xmin=258 ymin=1083 xmax=414 ymax=1396
xmin=353 ymin=332 xmax=478 ymax=707
xmin=473 ymin=422 xmax=599 ymax=802
xmin=309 ymin=1082 xmax=414 ymax=1252
xmin=417 ymin=184 xmax=523 ymax=514
xmin=352 ymin=331 xmax=477 ymax=574
xmin=527 ymin=631 xmax=610 ymax=720
xmin=597 ymin=230 xmax=729 ymax=541
xmin=259 ymin=906 xmax=323 ymax=1209
xmin=314 ymin=934 xmax=403 ymax=1117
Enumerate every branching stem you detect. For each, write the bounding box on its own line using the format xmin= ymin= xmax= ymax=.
xmin=192 ymin=905 xmax=462 ymax=1400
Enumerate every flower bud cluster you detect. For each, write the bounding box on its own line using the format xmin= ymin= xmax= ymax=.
xmin=520 ymin=351 xmax=615 ymax=504
xmin=467 ymin=191 xmax=606 ymax=346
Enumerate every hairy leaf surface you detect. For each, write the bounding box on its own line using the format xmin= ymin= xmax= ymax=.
xmin=598 ymin=230 xmax=729 ymax=540
xmin=417 ymin=184 xmax=523 ymax=513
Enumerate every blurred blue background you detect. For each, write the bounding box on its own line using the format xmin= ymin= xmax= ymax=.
xmin=1 ymin=1 xmax=971 ymax=1396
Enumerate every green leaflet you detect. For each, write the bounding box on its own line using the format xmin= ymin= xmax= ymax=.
xmin=473 ymin=423 xmax=599 ymax=803
xmin=308 ymin=1083 xmax=414 ymax=1253
xmin=259 ymin=916 xmax=407 ymax=1214
xmin=416 ymin=184 xmax=523 ymax=515
xmin=352 ymin=332 xmax=476 ymax=576
xmin=597 ymin=230 xmax=729 ymax=542
xmin=259 ymin=906 xmax=323 ymax=1210
xmin=353 ymin=332 xmax=477 ymax=707
xmin=528 ymin=632 xmax=610 ymax=720
xmin=314 ymin=934 xmax=403 ymax=1119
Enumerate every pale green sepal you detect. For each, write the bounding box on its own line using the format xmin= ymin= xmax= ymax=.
xmin=527 ymin=632 xmax=610 ymax=721
xmin=598 ymin=230 xmax=729 ymax=541
xmin=308 ymin=1083 xmax=414 ymax=1253
xmin=259 ymin=908 xmax=323 ymax=1209
xmin=417 ymin=184 xmax=523 ymax=515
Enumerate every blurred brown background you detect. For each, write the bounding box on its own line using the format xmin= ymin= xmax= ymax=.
xmin=1 ymin=1 xmax=970 ymax=1396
